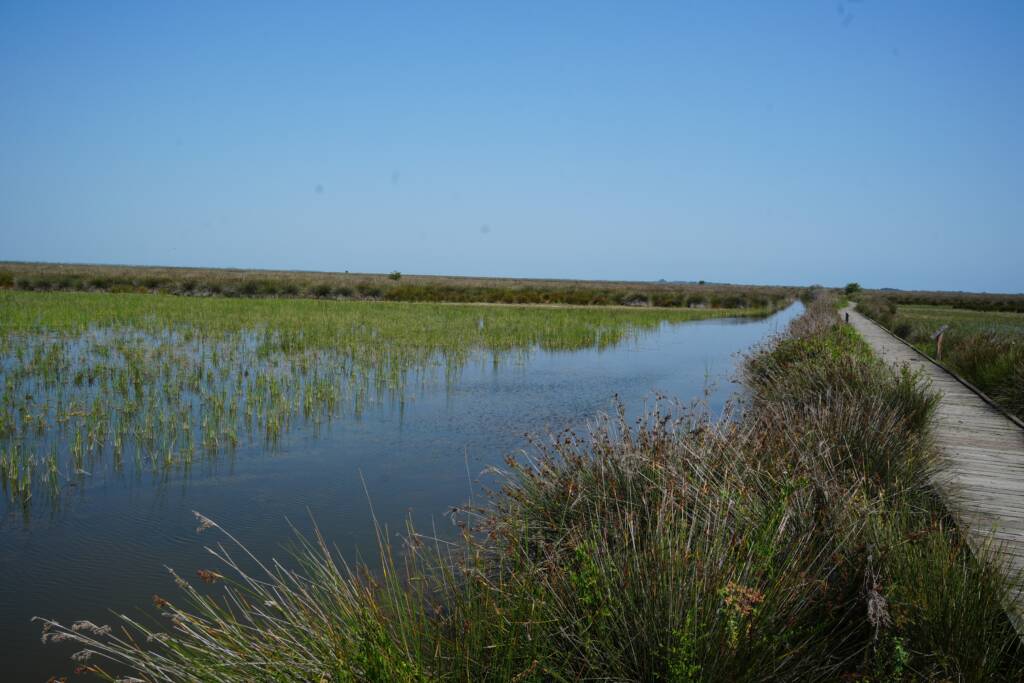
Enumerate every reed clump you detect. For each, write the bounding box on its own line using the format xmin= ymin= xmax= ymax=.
xmin=37 ymin=295 xmax=1024 ymax=681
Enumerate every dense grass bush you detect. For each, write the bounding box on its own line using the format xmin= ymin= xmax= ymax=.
xmin=38 ymin=295 xmax=1024 ymax=681
xmin=855 ymin=296 xmax=898 ymax=328
xmin=310 ymin=282 xmax=333 ymax=298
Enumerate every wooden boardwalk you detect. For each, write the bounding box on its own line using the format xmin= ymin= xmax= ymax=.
xmin=844 ymin=305 xmax=1024 ymax=630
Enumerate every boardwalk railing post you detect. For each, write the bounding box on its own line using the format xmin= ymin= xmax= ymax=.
xmin=931 ymin=324 xmax=949 ymax=361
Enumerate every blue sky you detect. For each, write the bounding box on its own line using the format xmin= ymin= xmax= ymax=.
xmin=1 ymin=2 xmax=1021 ymax=292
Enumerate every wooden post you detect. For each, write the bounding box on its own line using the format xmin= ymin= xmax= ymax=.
xmin=931 ymin=324 xmax=949 ymax=361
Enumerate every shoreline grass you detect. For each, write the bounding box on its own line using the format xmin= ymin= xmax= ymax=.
xmin=35 ymin=293 xmax=1024 ymax=681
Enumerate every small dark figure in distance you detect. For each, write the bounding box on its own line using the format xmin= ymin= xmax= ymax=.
xmin=845 ymin=312 xmax=850 ymax=323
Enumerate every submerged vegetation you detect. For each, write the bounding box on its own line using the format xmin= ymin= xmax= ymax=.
xmin=0 ymin=262 xmax=797 ymax=310
xmin=0 ymin=291 xmax=766 ymax=514
xmin=857 ymin=297 xmax=1024 ymax=419
xmin=38 ymin=294 xmax=1024 ymax=681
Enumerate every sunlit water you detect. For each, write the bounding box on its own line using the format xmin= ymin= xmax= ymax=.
xmin=0 ymin=302 xmax=801 ymax=679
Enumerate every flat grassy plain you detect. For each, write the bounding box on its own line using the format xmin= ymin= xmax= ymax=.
xmin=0 ymin=290 xmax=767 ymax=512
xmin=865 ymin=289 xmax=1024 ymax=314
xmin=0 ymin=262 xmax=798 ymax=310
xmin=39 ymin=295 xmax=1024 ymax=681
xmin=858 ymin=298 xmax=1024 ymax=418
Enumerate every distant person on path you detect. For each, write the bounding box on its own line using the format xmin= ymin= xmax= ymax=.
xmin=845 ymin=312 xmax=850 ymax=323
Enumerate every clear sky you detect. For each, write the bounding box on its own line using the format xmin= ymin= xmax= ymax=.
xmin=1 ymin=2 xmax=1021 ymax=292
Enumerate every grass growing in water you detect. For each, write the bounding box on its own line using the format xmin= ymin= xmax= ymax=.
xmin=37 ymin=294 xmax=1024 ymax=681
xmin=0 ymin=291 xmax=767 ymax=513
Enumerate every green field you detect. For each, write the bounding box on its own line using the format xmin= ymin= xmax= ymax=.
xmin=0 ymin=291 xmax=768 ymax=509
xmin=893 ymin=305 xmax=1024 ymax=342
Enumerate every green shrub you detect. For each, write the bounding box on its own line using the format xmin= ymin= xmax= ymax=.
xmin=356 ymin=283 xmax=383 ymax=298
xmin=310 ymin=282 xmax=333 ymax=298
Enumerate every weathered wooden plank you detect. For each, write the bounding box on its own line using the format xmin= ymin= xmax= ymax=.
xmin=844 ymin=306 xmax=1024 ymax=637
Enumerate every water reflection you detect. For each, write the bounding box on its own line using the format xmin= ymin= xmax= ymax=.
xmin=0 ymin=302 xmax=801 ymax=679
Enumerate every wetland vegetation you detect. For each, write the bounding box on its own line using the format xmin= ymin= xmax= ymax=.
xmin=863 ymin=289 xmax=1024 ymax=315
xmin=37 ymin=294 xmax=1024 ymax=681
xmin=0 ymin=262 xmax=797 ymax=311
xmin=0 ymin=290 xmax=771 ymax=516
xmin=857 ymin=297 xmax=1024 ymax=419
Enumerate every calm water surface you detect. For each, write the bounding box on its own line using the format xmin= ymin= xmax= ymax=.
xmin=1 ymin=303 xmax=801 ymax=679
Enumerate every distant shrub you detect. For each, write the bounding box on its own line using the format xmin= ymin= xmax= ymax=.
xmin=238 ymin=279 xmax=279 ymax=297
xmin=892 ymin=320 xmax=913 ymax=338
xmin=621 ymin=292 xmax=649 ymax=307
xmin=309 ymin=283 xmax=333 ymax=298
xmin=0 ymin=271 xmax=14 ymax=288
xmin=356 ymin=283 xmax=383 ymax=298
xmin=388 ymin=271 xmax=402 ymax=281
xmin=844 ymin=282 xmax=862 ymax=295
xmin=686 ymin=295 xmax=707 ymax=308
xmin=857 ymin=297 xmax=898 ymax=328
xmin=720 ymin=295 xmax=745 ymax=309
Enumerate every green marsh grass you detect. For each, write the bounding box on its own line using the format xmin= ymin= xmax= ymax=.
xmin=0 ymin=291 xmax=768 ymax=513
xmin=36 ymin=294 xmax=1024 ymax=681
